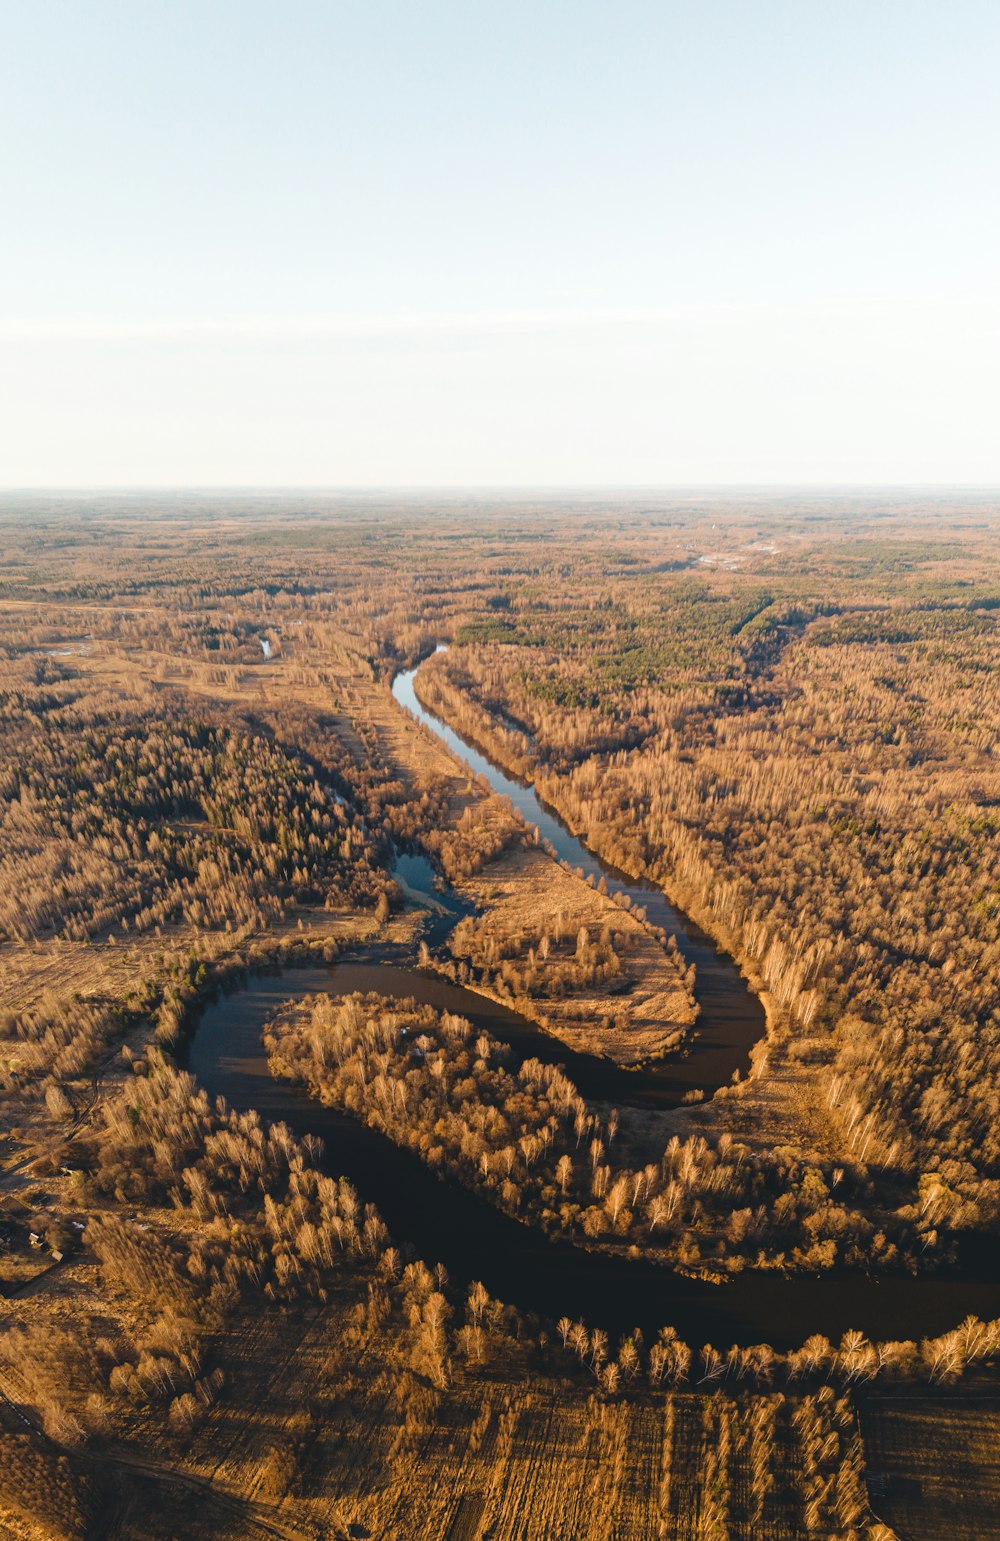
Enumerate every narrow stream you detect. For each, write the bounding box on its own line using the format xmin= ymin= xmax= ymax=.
xmin=393 ymin=648 xmax=764 ymax=1103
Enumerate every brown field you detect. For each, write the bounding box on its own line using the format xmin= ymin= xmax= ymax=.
xmin=0 ymin=1270 xmax=870 ymax=1540
xmin=447 ymin=843 xmax=697 ymax=1065
xmin=669 ymin=1034 xmax=850 ymax=1164
xmin=859 ymin=1395 xmax=1000 ymax=1541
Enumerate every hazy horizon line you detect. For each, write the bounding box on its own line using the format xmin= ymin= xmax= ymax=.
xmin=2 ymin=482 xmax=999 ymax=496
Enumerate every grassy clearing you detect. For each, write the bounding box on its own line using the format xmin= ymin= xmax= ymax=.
xmin=450 ymin=844 xmax=697 ymax=1065
xmin=859 ymin=1394 xmax=1000 ymax=1541
xmin=110 ymin=1299 xmax=867 ymax=1540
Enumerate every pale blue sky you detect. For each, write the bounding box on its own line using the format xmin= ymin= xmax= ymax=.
xmin=2 ymin=1 xmax=998 ymax=485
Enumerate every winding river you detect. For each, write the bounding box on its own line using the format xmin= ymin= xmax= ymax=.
xmin=184 ymin=653 xmax=1000 ymax=1350
xmin=393 ymin=648 xmax=765 ymax=1104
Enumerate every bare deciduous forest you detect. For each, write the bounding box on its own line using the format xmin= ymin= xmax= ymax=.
xmin=1 ymin=492 xmax=999 ymax=1539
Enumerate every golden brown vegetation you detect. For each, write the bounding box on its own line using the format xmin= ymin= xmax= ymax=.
xmin=417 ymin=530 xmax=1000 ymax=1249
xmin=1 ymin=491 xmax=998 ymax=1536
xmin=268 ymin=991 xmax=918 ymax=1277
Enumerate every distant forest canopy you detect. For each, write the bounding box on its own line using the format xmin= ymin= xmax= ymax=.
xmin=2 ymin=495 xmax=1000 ymax=1540
xmin=1 ymin=494 xmax=998 ymax=1231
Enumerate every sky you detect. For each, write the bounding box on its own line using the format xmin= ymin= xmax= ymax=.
xmin=1 ymin=1 xmax=999 ymax=487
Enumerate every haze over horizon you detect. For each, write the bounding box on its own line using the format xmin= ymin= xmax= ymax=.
xmin=3 ymin=1 xmax=998 ymax=487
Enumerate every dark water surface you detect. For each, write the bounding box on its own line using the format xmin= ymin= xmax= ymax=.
xmin=183 ymin=653 xmax=999 ymax=1348
xmin=187 ymin=960 xmax=1000 ymax=1349
xmin=392 ymin=652 xmax=765 ymax=1104
xmin=389 ymin=848 xmax=474 ymax=948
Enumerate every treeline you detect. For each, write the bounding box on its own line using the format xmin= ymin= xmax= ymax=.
xmin=417 ymin=587 xmax=803 ymax=772
xmin=0 ymin=902 xmax=344 ymax=1099
xmin=267 ymin=992 xmax=919 ymax=1275
xmin=37 ymin=974 xmax=992 ymax=1417
xmin=0 ymin=1435 xmax=97 ymax=1540
xmin=449 ymin=912 xmax=633 ymax=998
xmin=444 ymin=908 xmax=695 ymax=1017
xmin=0 ymin=660 xmax=386 ymax=944
xmin=1 ymin=991 xmax=124 ymax=1091
xmin=417 ymin=794 xmax=526 ymax=882
xmin=266 ymin=991 xmax=1000 ymax=1389
xmin=22 ymin=1037 xmax=545 ymax=1440
xmin=427 ymin=595 xmax=1000 ymax=1229
xmin=62 ymin=1049 xmax=424 ymax=1430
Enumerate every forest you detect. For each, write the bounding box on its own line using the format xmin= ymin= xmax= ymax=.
xmin=0 ymin=491 xmax=998 ymax=1539
xmin=266 ymin=990 xmax=919 ymax=1278
xmin=413 ymin=542 xmax=1000 ymax=1233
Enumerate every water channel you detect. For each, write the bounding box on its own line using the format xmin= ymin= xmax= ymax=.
xmin=393 ymin=647 xmax=765 ymax=1104
xmin=183 ymin=652 xmax=1000 ymax=1349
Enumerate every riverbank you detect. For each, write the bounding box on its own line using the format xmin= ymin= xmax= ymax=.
xmin=401 ymin=650 xmax=863 ymax=1166
xmin=392 ymin=652 xmax=768 ymax=1104
xmin=439 ymin=842 xmax=698 ymax=1066
xmin=184 ymin=950 xmax=1000 ymax=1351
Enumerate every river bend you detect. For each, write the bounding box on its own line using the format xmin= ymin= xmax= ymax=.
xmin=183 ymin=653 xmax=1000 ymax=1348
